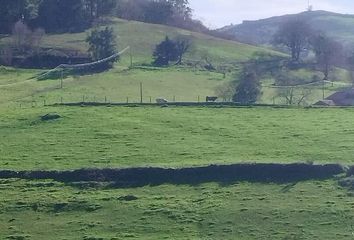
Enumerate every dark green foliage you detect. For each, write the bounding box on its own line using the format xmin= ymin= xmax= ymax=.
xmin=86 ymin=27 xmax=118 ymax=69
xmin=153 ymin=36 xmax=191 ymax=66
xmin=115 ymin=0 xmax=194 ymax=29
xmin=153 ymin=36 xmax=178 ymax=66
xmin=233 ymin=70 xmax=261 ymax=104
xmin=36 ymin=0 xmax=90 ymax=33
xmin=0 ymin=0 xmax=116 ymax=34
xmin=0 ymin=0 xmax=39 ymax=33
xmin=0 ymin=0 xmax=199 ymax=36
xmin=144 ymin=1 xmax=174 ymax=24
xmin=86 ymin=0 xmax=117 ymax=20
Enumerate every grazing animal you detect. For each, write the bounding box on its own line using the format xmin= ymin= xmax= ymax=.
xmin=156 ymin=98 xmax=168 ymax=104
xmin=206 ymin=96 xmax=218 ymax=102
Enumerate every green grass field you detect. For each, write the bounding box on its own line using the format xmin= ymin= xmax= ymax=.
xmin=2 ymin=106 xmax=354 ymax=171
xmin=2 ymin=17 xmax=354 ymax=240
xmin=1 ymin=179 xmax=353 ymax=240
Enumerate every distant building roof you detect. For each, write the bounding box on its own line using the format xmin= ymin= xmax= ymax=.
xmin=314 ymin=100 xmax=335 ymax=106
xmin=325 ymin=88 xmax=354 ymax=106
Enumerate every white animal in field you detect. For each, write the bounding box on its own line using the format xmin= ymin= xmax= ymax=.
xmin=156 ymin=98 xmax=168 ymax=104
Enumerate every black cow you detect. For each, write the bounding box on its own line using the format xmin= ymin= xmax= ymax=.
xmin=206 ymin=96 xmax=218 ymax=102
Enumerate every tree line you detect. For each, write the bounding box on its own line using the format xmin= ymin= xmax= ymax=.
xmin=0 ymin=0 xmax=198 ymax=34
xmin=218 ymin=18 xmax=354 ymax=105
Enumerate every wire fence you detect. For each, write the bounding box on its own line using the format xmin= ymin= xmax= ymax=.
xmin=36 ymin=46 xmax=131 ymax=80
xmin=10 ymin=94 xmax=239 ymax=109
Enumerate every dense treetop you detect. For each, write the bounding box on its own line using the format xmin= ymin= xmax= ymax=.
xmin=0 ymin=0 xmax=198 ymax=34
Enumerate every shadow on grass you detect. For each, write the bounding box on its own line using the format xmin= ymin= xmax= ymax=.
xmin=0 ymin=163 xmax=345 ymax=189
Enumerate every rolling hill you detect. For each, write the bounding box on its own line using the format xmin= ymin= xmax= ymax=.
xmin=0 ymin=17 xmax=349 ymax=107
xmin=220 ymin=10 xmax=354 ymax=48
xmin=2 ymin=14 xmax=354 ymax=240
xmin=0 ymin=17 xmax=284 ymax=106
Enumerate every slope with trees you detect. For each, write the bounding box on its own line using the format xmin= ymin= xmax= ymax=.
xmin=219 ymin=10 xmax=354 ymax=49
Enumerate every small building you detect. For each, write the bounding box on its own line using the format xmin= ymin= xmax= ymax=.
xmin=315 ymin=88 xmax=354 ymax=106
xmin=314 ymin=100 xmax=335 ymax=106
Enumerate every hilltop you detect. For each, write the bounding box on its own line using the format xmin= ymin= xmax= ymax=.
xmin=219 ymin=10 xmax=354 ymax=48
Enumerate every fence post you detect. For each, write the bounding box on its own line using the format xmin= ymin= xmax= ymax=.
xmin=198 ymin=96 xmax=200 ymax=103
xmin=126 ymin=97 xmax=129 ymax=104
xmin=60 ymin=69 xmax=63 ymax=89
xmin=140 ymin=82 xmax=143 ymax=104
xmin=82 ymin=95 xmax=85 ymax=103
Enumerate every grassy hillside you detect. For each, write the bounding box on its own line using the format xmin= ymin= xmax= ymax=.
xmin=220 ymin=10 xmax=354 ymax=48
xmin=1 ymin=17 xmax=351 ymax=107
xmin=2 ymin=18 xmax=354 ymax=240
xmin=1 ymin=18 xmax=277 ymax=65
xmin=0 ymin=18 xmax=288 ymax=106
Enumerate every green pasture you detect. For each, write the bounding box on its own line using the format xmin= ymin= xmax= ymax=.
xmin=0 ymin=179 xmax=353 ymax=240
xmin=1 ymin=106 xmax=354 ymax=171
xmin=1 ymin=16 xmax=354 ymax=240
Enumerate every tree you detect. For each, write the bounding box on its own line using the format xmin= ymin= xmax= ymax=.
xmin=311 ymin=34 xmax=342 ymax=80
xmin=115 ymin=0 xmax=147 ymax=21
xmin=215 ymin=81 xmax=236 ymax=101
xmin=174 ymin=36 xmax=192 ymax=64
xmin=153 ymin=36 xmax=178 ymax=66
xmin=346 ymin=52 xmax=354 ymax=87
xmin=233 ymin=69 xmax=261 ymax=104
xmin=169 ymin=0 xmax=191 ymax=20
xmin=0 ymin=46 xmax=13 ymax=65
xmin=274 ymin=70 xmax=313 ymax=105
xmin=30 ymin=27 xmax=45 ymax=51
xmin=12 ymin=20 xmax=32 ymax=52
xmin=37 ymin=0 xmax=90 ymax=33
xmin=168 ymin=0 xmax=192 ymax=26
xmin=85 ymin=0 xmax=116 ymax=20
xmin=0 ymin=0 xmax=27 ymax=33
xmin=86 ymin=27 xmax=118 ymax=68
xmin=273 ymin=19 xmax=312 ymax=62
xmin=11 ymin=20 xmax=45 ymax=54
xmin=144 ymin=1 xmax=174 ymax=24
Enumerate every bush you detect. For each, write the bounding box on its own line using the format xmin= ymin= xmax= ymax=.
xmin=233 ymin=70 xmax=261 ymax=104
xmin=86 ymin=27 xmax=118 ymax=70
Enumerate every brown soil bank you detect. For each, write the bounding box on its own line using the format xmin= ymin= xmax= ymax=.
xmin=0 ymin=163 xmax=345 ymax=187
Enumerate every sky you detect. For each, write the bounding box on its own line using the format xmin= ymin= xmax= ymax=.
xmin=190 ymin=0 xmax=354 ymax=28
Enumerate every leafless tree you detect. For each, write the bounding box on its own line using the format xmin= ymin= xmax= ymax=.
xmin=12 ymin=20 xmax=32 ymax=52
xmin=199 ymin=50 xmax=215 ymax=70
xmin=277 ymin=87 xmax=312 ymax=106
xmin=214 ymin=81 xmax=236 ymax=101
xmin=311 ymin=33 xmax=342 ymax=80
xmin=275 ymin=71 xmax=313 ymax=106
xmin=273 ymin=19 xmax=312 ymax=62
xmin=174 ymin=36 xmax=192 ymax=64
xmin=0 ymin=46 xmax=13 ymax=65
xmin=11 ymin=20 xmax=45 ymax=54
xmin=30 ymin=28 xmax=45 ymax=52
